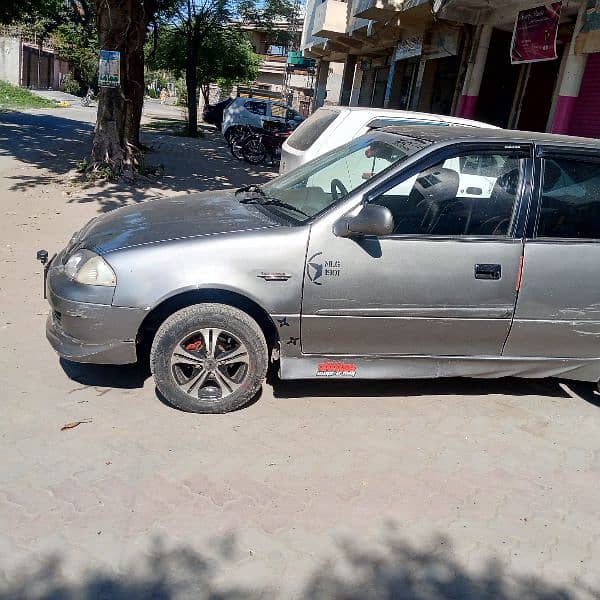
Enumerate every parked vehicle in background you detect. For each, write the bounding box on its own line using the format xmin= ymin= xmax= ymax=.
xmin=81 ymin=87 xmax=94 ymax=107
xmin=40 ymin=126 xmax=600 ymax=414
xmin=228 ymin=124 xmax=257 ymax=160
xmin=222 ymin=97 xmax=303 ymax=143
xmin=241 ymin=121 xmax=293 ymax=166
xmin=202 ymin=97 xmax=233 ymax=130
xmin=280 ymin=106 xmax=498 ymax=174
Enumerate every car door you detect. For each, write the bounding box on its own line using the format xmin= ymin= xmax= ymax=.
xmin=504 ymin=149 xmax=600 ymax=359
xmin=301 ymin=144 xmax=532 ymax=356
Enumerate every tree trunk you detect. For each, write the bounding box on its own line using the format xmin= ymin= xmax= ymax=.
xmin=92 ymin=0 xmax=149 ymax=174
xmin=185 ymin=41 xmax=198 ymax=137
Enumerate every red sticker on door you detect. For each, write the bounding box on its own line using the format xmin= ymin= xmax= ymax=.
xmin=316 ymin=362 xmax=357 ymax=377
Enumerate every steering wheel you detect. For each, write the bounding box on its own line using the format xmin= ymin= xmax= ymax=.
xmin=331 ymin=178 xmax=348 ymax=202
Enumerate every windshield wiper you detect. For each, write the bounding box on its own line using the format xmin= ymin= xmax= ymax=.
xmin=235 ymin=184 xmax=264 ymax=196
xmin=239 ymin=194 xmax=309 ymax=218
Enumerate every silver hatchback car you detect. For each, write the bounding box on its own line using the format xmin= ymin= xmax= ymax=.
xmin=42 ymin=126 xmax=600 ymax=413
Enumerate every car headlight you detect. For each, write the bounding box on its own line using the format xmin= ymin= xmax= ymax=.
xmin=64 ymin=250 xmax=116 ymax=286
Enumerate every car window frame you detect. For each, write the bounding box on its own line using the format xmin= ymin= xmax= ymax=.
xmin=244 ymin=100 xmax=268 ymax=116
xmin=531 ymin=149 xmax=600 ymax=243
xmin=361 ymin=142 xmax=534 ymax=242
xmin=262 ymin=131 xmax=430 ymax=226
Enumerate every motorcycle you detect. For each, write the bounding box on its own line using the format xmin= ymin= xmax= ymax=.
xmin=228 ymin=125 xmax=258 ymax=160
xmin=81 ymin=88 xmax=94 ymax=107
xmin=241 ymin=121 xmax=293 ymax=167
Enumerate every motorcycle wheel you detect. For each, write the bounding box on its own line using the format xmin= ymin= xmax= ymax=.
xmin=242 ymin=138 xmax=267 ymax=165
xmin=230 ymin=134 xmax=247 ymax=160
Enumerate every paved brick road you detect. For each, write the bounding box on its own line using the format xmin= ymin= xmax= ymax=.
xmin=1 ymin=107 xmax=600 ymax=599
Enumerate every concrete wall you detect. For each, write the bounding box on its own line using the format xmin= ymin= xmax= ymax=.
xmin=255 ymin=70 xmax=285 ymax=90
xmin=0 ymin=37 xmax=20 ymax=86
xmin=53 ymin=57 xmax=69 ymax=89
xmin=324 ymin=61 xmax=344 ymax=104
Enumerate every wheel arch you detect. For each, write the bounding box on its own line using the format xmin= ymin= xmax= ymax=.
xmin=137 ymin=287 xmax=279 ymax=358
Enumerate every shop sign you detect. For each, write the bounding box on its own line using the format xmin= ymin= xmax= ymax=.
xmin=99 ymin=50 xmax=120 ymax=87
xmin=394 ymin=35 xmax=423 ymax=61
xmin=511 ymin=2 xmax=562 ymax=64
xmin=575 ymin=0 xmax=600 ymax=54
xmin=423 ymin=24 xmax=461 ymax=59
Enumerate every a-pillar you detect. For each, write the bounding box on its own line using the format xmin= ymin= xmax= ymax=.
xmin=313 ymin=59 xmax=330 ymax=110
xmin=339 ymin=55 xmax=357 ymax=106
xmin=550 ymin=1 xmax=588 ymax=134
xmin=455 ymin=24 xmax=492 ymax=119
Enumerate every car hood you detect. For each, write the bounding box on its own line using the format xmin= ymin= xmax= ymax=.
xmin=75 ymin=190 xmax=281 ymax=254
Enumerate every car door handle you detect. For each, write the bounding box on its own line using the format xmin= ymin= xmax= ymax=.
xmin=474 ymin=264 xmax=501 ymax=280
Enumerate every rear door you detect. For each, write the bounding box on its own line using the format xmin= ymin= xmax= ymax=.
xmin=504 ymin=149 xmax=600 ymax=358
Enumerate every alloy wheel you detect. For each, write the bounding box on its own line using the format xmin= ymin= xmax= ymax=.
xmin=170 ymin=328 xmax=250 ymax=400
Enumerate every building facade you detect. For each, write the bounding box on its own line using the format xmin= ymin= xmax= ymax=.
xmin=301 ymin=0 xmax=600 ymax=137
xmin=0 ymin=32 xmax=69 ymax=90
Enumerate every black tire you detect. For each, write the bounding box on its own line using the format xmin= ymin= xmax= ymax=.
xmin=150 ymin=303 xmax=268 ymax=413
xmin=242 ymin=137 xmax=267 ymax=165
xmin=230 ymin=134 xmax=247 ymax=160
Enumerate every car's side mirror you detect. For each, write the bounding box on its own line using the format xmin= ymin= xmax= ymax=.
xmin=333 ymin=204 xmax=394 ymax=238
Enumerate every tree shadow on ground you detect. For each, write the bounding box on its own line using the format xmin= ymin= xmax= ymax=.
xmin=0 ymin=110 xmax=274 ymax=214
xmin=0 ymin=532 xmax=596 ymax=600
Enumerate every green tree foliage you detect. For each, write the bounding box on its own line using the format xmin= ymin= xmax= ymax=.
xmin=51 ymin=4 xmax=98 ymax=94
xmin=148 ymin=26 xmax=259 ymax=105
xmin=1 ymin=0 xmax=97 ymax=95
xmin=147 ymin=0 xmax=233 ymax=136
xmin=0 ymin=0 xmax=52 ymax=25
xmin=237 ymin=0 xmax=298 ymax=50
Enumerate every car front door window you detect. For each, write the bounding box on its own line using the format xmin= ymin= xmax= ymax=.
xmin=372 ymin=152 xmax=524 ymax=237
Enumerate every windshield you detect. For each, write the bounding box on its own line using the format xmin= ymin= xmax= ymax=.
xmin=261 ymin=132 xmax=427 ymax=222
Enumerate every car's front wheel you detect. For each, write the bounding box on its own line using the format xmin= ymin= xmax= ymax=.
xmin=150 ymin=304 xmax=268 ymax=413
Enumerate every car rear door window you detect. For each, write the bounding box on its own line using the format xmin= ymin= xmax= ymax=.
xmin=371 ymin=151 xmax=524 ymax=236
xmin=537 ymin=157 xmax=600 ymax=239
xmin=286 ymin=108 xmax=339 ymax=151
xmin=244 ymin=101 xmax=267 ymax=116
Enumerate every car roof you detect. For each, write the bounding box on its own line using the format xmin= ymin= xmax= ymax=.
xmin=379 ymin=124 xmax=600 ymax=152
xmin=322 ymin=105 xmax=494 ymax=128
xmin=233 ymin=97 xmax=293 ymax=109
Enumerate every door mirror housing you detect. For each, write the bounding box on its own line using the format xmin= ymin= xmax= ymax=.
xmin=333 ymin=204 xmax=394 ymax=238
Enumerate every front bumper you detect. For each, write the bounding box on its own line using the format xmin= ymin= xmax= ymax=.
xmin=45 ymin=259 xmax=147 ymax=365
xmin=46 ymin=311 xmax=139 ymax=364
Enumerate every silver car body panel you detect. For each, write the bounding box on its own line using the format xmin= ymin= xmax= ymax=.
xmin=44 ymin=126 xmax=600 ymax=383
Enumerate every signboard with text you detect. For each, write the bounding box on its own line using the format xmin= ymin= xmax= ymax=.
xmin=99 ymin=50 xmax=120 ymax=87
xmin=423 ymin=24 xmax=460 ymax=59
xmin=575 ymin=0 xmax=600 ymax=54
xmin=511 ymin=2 xmax=562 ymax=64
xmin=394 ymin=35 xmax=423 ymax=61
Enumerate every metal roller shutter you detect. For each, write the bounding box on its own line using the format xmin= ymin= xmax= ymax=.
xmin=358 ymin=69 xmax=376 ymax=106
xmin=570 ymin=53 xmax=600 ymax=139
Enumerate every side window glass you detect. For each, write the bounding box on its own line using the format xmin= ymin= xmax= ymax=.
xmin=244 ymin=101 xmax=267 ymax=116
xmin=371 ymin=152 xmax=523 ymax=236
xmin=537 ymin=158 xmax=600 ymax=239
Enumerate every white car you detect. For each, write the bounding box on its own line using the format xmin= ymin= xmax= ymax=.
xmin=280 ymin=106 xmax=497 ymax=175
xmin=221 ymin=97 xmax=303 ymax=142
